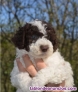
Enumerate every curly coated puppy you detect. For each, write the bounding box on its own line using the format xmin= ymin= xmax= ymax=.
xmin=10 ymin=20 xmax=74 ymax=92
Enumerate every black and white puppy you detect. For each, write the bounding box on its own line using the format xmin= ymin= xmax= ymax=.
xmin=11 ymin=20 xmax=74 ymax=92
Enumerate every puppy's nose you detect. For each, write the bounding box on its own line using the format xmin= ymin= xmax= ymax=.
xmin=40 ymin=45 xmax=49 ymax=52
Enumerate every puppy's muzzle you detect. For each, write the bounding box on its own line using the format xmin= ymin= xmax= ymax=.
xmin=40 ymin=45 xmax=49 ymax=52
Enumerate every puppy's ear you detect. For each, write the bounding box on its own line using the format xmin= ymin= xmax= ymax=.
xmin=11 ymin=23 xmax=30 ymax=49
xmin=46 ymin=24 xmax=58 ymax=51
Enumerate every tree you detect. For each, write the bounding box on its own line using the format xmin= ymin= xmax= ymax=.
xmin=1 ymin=0 xmax=78 ymax=92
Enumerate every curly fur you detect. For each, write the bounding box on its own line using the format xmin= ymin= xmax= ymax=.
xmin=11 ymin=20 xmax=74 ymax=92
xmin=12 ymin=21 xmax=58 ymax=52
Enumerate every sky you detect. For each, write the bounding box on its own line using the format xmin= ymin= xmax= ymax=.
xmin=1 ymin=0 xmax=78 ymax=35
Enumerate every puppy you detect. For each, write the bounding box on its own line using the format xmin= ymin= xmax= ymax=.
xmin=10 ymin=20 xmax=74 ymax=92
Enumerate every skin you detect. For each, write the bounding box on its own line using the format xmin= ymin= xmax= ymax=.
xmin=16 ymin=54 xmax=65 ymax=92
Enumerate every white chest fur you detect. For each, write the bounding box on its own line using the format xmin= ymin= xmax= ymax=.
xmin=16 ymin=48 xmax=65 ymax=68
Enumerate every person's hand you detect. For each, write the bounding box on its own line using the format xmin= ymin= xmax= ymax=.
xmin=16 ymin=54 xmax=37 ymax=77
xmin=16 ymin=58 xmax=26 ymax=72
xmin=16 ymin=55 xmax=47 ymax=76
xmin=16 ymin=54 xmax=65 ymax=92
xmin=34 ymin=58 xmax=47 ymax=71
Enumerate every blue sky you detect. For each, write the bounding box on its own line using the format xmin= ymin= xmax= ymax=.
xmin=1 ymin=0 xmax=49 ymax=24
xmin=1 ymin=0 xmax=78 ymax=23
xmin=1 ymin=0 xmax=78 ymax=34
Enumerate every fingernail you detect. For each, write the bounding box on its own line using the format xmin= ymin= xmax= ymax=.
xmin=22 ymin=54 xmax=27 ymax=57
xmin=16 ymin=58 xmax=20 ymax=62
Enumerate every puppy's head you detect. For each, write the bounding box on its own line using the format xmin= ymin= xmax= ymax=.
xmin=12 ymin=20 xmax=58 ymax=58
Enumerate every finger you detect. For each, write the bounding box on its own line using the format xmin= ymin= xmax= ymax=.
xmin=22 ymin=54 xmax=30 ymax=61
xmin=35 ymin=58 xmax=43 ymax=62
xmin=16 ymin=58 xmax=26 ymax=72
xmin=22 ymin=55 xmax=37 ymax=77
xmin=22 ymin=54 xmax=33 ymax=67
xmin=34 ymin=58 xmax=46 ymax=71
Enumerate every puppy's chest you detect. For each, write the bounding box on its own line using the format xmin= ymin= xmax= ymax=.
xmin=29 ymin=55 xmax=62 ymax=68
xmin=21 ymin=54 xmax=63 ymax=68
xmin=43 ymin=55 xmax=64 ymax=67
xmin=16 ymin=49 xmax=64 ymax=68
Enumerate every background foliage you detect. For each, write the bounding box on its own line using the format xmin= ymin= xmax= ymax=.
xmin=1 ymin=0 xmax=78 ymax=92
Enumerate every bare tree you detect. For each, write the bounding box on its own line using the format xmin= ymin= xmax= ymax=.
xmin=1 ymin=0 xmax=78 ymax=92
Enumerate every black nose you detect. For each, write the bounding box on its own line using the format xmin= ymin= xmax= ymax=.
xmin=40 ymin=45 xmax=49 ymax=52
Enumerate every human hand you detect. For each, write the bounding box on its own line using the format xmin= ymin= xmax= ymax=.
xmin=34 ymin=58 xmax=47 ymax=71
xmin=16 ymin=54 xmax=37 ymax=77
xmin=16 ymin=58 xmax=26 ymax=72
xmin=16 ymin=55 xmax=65 ymax=92
xmin=16 ymin=54 xmax=47 ymax=76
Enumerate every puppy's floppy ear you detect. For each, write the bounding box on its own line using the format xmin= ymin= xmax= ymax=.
xmin=11 ymin=23 xmax=30 ymax=49
xmin=46 ymin=24 xmax=58 ymax=51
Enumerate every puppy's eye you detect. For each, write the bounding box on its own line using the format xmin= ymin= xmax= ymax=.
xmin=29 ymin=39 xmax=32 ymax=42
xmin=31 ymin=35 xmax=38 ymax=40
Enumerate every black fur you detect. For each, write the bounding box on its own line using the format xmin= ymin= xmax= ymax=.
xmin=42 ymin=21 xmax=58 ymax=51
xmin=12 ymin=21 xmax=58 ymax=52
